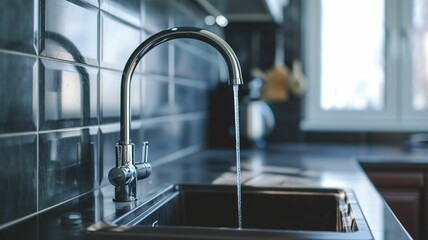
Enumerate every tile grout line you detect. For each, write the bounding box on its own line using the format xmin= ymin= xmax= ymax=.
xmin=0 ymin=112 xmax=207 ymax=139
xmin=97 ymin=2 xmax=102 ymax=191
xmin=35 ymin=0 xmax=41 ymax=215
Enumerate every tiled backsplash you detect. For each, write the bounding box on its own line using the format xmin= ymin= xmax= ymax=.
xmin=0 ymin=0 xmax=222 ymax=227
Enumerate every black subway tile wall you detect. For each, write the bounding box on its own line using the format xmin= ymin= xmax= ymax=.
xmin=0 ymin=135 xmax=37 ymax=225
xmin=0 ymin=53 xmax=37 ymax=133
xmin=39 ymin=59 xmax=98 ymax=130
xmin=41 ymin=0 xmax=99 ymax=65
xmin=0 ymin=0 xmax=37 ymax=54
xmin=100 ymin=11 xmax=142 ymax=71
xmin=141 ymin=76 xmax=170 ymax=118
xmin=38 ymin=128 xmax=98 ymax=210
xmin=0 ymin=0 xmax=222 ymax=228
xmin=100 ymin=69 xmax=142 ymax=124
xmin=143 ymin=0 xmax=169 ymax=33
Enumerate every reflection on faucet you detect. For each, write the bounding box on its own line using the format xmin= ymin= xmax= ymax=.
xmin=44 ymin=31 xmax=90 ymax=126
xmin=42 ymin=32 xmax=95 ymax=198
xmin=108 ymin=27 xmax=244 ymax=202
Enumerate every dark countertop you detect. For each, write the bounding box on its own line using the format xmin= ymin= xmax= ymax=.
xmin=0 ymin=144 xmax=415 ymax=240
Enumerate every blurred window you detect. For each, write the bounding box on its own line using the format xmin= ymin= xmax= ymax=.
xmin=321 ymin=0 xmax=384 ymax=111
xmin=303 ymin=0 xmax=428 ymax=131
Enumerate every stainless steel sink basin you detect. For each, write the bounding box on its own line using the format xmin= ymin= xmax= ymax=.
xmin=88 ymin=184 xmax=373 ymax=239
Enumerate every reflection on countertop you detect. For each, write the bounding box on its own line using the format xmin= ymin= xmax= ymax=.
xmin=0 ymin=144 xmax=414 ymax=240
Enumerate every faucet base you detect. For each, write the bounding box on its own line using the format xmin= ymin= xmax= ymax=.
xmin=112 ymin=181 xmax=138 ymax=202
xmin=109 ymin=142 xmax=151 ymax=202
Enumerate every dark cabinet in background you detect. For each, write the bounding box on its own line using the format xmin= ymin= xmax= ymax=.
xmin=362 ymin=165 xmax=426 ymax=240
xmin=382 ymin=189 xmax=420 ymax=237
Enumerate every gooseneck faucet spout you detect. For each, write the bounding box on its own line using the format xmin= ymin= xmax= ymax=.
xmin=108 ymin=27 xmax=243 ymax=202
xmin=121 ymin=27 xmax=243 ymax=144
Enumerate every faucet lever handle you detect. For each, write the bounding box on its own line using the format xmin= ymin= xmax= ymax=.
xmin=136 ymin=141 xmax=151 ymax=180
xmin=142 ymin=141 xmax=149 ymax=163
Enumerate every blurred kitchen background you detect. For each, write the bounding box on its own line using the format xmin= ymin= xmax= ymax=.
xmin=1 ymin=0 xmax=428 ymax=233
xmin=208 ymin=0 xmax=428 ymax=148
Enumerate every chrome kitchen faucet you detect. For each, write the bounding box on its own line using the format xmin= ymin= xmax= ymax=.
xmin=108 ymin=27 xmax=243 ymax=202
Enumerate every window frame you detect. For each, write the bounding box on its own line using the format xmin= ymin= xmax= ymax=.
xmin=301 ymin=0 xmax=428 ymax=132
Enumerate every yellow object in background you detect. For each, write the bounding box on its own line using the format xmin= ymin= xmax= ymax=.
xmin=261 ymin=64 xmax=289 ymax=101
xmin=256 ymin=60 xmax=307 ymax=102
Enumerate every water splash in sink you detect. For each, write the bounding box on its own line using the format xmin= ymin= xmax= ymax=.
xmin=233 ymin=85 xmax=242 ymax=229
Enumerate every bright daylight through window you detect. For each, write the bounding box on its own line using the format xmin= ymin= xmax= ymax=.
xmin=321 ymin=0 xmax=384 ymax=111
xmin=413 ymin=0 xmax=428 ymax=110
xmin=303 ymin=0 xmax=428 ymax=131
